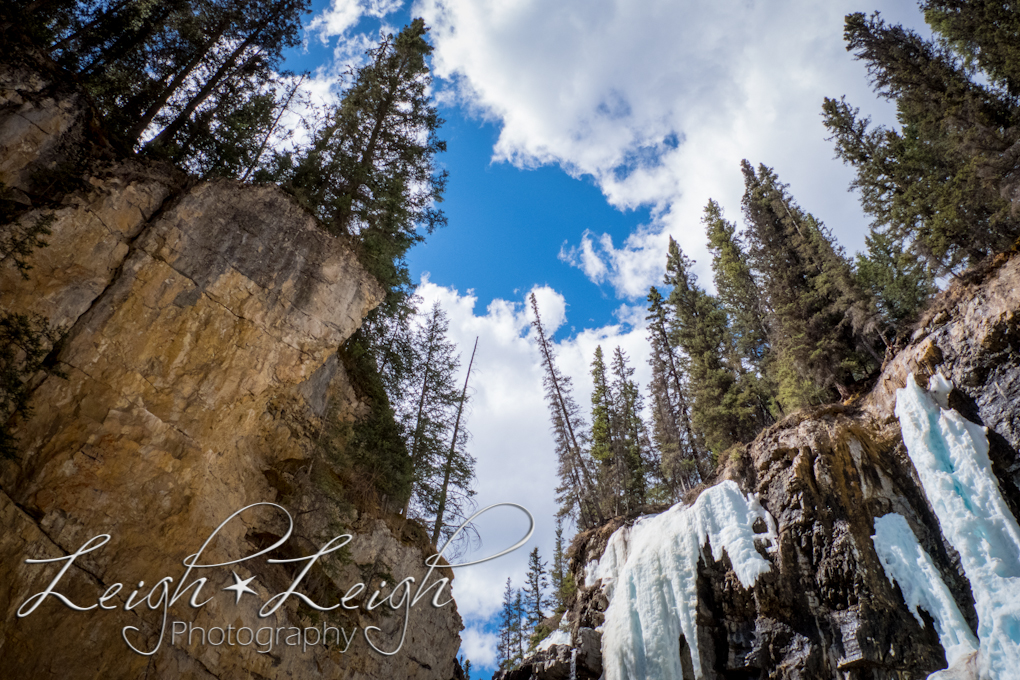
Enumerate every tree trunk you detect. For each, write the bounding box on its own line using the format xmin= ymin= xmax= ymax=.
xmin=431 ymin=336 xmax=478 ymax=546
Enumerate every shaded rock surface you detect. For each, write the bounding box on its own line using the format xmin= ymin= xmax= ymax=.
xmin=509 ymin=255 xmax=1020 ymax=680
xmin=1 ymin=56 xmax=462 ymax=679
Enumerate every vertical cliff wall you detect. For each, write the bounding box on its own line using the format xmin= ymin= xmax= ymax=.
xmin=1 ymin=55 xmax=463 ymax=679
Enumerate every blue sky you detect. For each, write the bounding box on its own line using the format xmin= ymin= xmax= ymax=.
xmin=279 ymin=0 xmax=930 ymax=674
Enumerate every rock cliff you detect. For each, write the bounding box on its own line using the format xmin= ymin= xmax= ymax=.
xmin=510 ymin=254 xmax=1020 ymax=679
xmin=0 ymin=55 xmax=463 ymax=679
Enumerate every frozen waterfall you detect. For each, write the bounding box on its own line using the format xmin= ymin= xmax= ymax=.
xmin=894 ymin=374 xmax=1020 ymax=678
xmin=871 ymin=512 xmax=978 ymax=666
xmin=592 ymin=479 xmax=777 ymax=680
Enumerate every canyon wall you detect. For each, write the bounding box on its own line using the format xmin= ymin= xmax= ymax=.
xmin=1 ymin=55 xmax=463 ymax=680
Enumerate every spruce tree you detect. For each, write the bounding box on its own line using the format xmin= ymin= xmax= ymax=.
xmin=497 ymin=578 xmax=516 ymax=670
xmin=551 ymin=517 xmax=568 ymax=614
xmin=662 ymin=238 xmax=747 ymax=459
xmin=26 ymin=0 xmax=310 ymax=170
xmin=531 ymin=293 xmax=603 ymax=529
xmin=740 ymin=161 xmax=881 ymax=408
xmin=703 ymin=200 xmax=777 ymax=429
xmin=855 ymin=226 xmax=936 ymax=330
xmin=922 ymin=0 xmax=1020 ymax=97
xmin=513 ymin=589 xmax=525 ymax=661
xmin=646 ymin=286 xmax=700 ymax=499
xmin=396 ymin=303 xmax=476 ymax=546
xmin=825 ymin=12 xmax=1020 ymax=273
xmin=431 ymin=337 xmax=479 ymax=549
xmin=609 ymin=347 xmax=647 ymax=513
xmin=589 ymin=345 xmax=614 ymax=474
xmin=523 ymin=547 xmax=549 ymax=629
xmin=275 ymin=19 xmax=448 ymax=315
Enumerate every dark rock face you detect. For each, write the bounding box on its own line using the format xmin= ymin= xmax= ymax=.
xmin=509 ymin=257 xmax=1020 ymax=680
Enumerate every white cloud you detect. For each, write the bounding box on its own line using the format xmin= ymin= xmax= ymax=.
xmin=414 ymin=0 xmax=928 ymax=296
xmin=461 ymin=625 xmax=500 ymax=668
xmin=558 ymin=231 xmax=611 ymax=284
xmin=309 ymin=0 xmax=403 ymax=40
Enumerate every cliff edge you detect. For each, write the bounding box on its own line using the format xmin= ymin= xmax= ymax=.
xmin=0 ymin=53 xmax=463 ymax=679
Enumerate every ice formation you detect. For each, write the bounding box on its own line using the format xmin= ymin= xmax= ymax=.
xmin=871 ymin=513 xmax=978 ymax=665
xmin=535 ymin=628 xmax=571 ymax=652
xmin=895 ymin=375 xmax=1020 ymax=678
xmin=592 ymin=479 xmax=777 ymax=680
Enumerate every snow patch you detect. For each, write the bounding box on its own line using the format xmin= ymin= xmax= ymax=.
xmin=895 ymin=374 xmax=1020 ymax=679
xmin=535 ymin=628 xmax=571 ymax=651
xmin=595 ymin=479 xmax=777 ymax=679
xmin=872 ymin=513 xmax=978 ymax=666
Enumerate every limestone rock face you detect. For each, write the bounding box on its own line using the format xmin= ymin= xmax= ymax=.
xmin=526 ymin=256 xmax=1020 ymax=680
xmin=1 ymin=59 xmax=462 ymax=679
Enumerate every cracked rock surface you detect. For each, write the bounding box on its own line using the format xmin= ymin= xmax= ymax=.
xmin=1 ymin=57 xmax=462 ymax=680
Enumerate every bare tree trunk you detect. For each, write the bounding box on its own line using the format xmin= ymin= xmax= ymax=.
xmin=241 ymin=73 xmax=305 ymax=182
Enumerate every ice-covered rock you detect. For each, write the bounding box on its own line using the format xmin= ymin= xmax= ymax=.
xmin=594 ymin=480 xmax=777 ymax=680
xmin=872 ymin=512 xmax=978 ymax=665
xmin=896 ymin=374 xmax=1020 ymax=679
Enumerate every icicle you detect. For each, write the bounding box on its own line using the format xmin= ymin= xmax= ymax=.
xmin=595 ymin=479 xmax=777 ymax=679
xmin=872 ymin=512 xmax=978 ymax=665
xmin=895 ymin=374 xmax=1020 ymax=679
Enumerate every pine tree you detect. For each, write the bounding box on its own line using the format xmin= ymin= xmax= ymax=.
xmin=741 ymin=161 xmax=882 ymax=408
xmin=531 ymin=293 xmax=603 ymax=529
xmin=855 ymin=225 xmax=936 ymax=330
xmin=431 ymin=337 xmax=479 ymax=549
xmin=825 ymin=12 xmax=1019 ymax=273
xmin=29 ymin=0 xmax=310 ymax=170
xmin=609 ymin=347 xmax=647 ymax=513
xmin=589 ymin=345 xmax=614 ymax=470
xmin=396 ymin=303 xmax=476 ymax=545
xmin=523 ymin=547 xmax=549 ymax=630
xmin=513 ymin=588 xmax=525 ymax=661
xmin=646 ymin=286 xmax=700 ymax=499
xmin=703 ymin=200 xmax=777 ymax=431
xmin=662 ymin=238 xmax=747 ymax=459
xmin=550 ymin=517 xmax=568 ymax=614
xmin=276 ymin=19 xmax=448 ymax=315
xmin=922 ymin=0 xmax=1020 ymax=97
xmin=497 ymin=578 xmax=516 ymax=670
xmin=821 ymin=96 xmax=937 ymax=330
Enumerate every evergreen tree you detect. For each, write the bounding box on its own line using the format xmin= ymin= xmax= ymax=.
xmin=703 ymin=200 xmax=777 ymax=430
xmin=523 ymin=547 xmax=548 ymax=629
xmin=531 ymin=293 xmax=603 ymax=529
xmin=550 ymin=517 xmax=568 ymax=614
xmin=825 ymin=12 xmax=1020 ymax=273
xmin=275 ymin=19 xmax=447 ymax=315
xmin=741 ymin=161 xmax=882 ymax=408
xmin=922 ymin=0 xmax=1020 ymax=97
xmin=856 ymin=225 xmax=937 ymax=330
xmin=609 ymin=347 xmax=647 ymax=513
xmin=662 ymin=238 xmax=747 ymax=459
xmin=497 ymin=578 xmax=516 ymax=670
xmin=589 ymin=345 xmax=614 ymax=472
xmin=646 ymin=286 xmax=700 ymax=499
xmin=513 ymin=588 xmax=525 ymax=661
xmin=24 ymin=0 xmax=310 ymax=170
xmin=394 ymin=303 xmax=476 ymax=550
xmin=431 ymin=337 xmax=478 ymax=549
xmin=822 ymin=96 xmax=937 ymax=330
